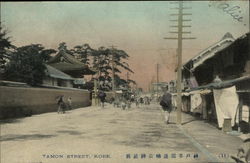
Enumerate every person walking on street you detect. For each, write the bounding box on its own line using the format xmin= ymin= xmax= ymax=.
xmin=136 ymin=97 xmax=139 ymax=107
xmin=57 ymin=95 xmax=66 ymax=114
xmin=139 ymin=97 xmax=144 ymax=106
xmin=160 ymin=91 xmax=172 ymax=124
xmin=98 ymin=91 xmax=106 ymax=108
xmin=67 ymin=97 xmax=72 ymax=110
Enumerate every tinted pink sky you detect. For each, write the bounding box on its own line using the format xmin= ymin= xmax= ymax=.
xmin=2 ymin=1 xmax=249 ymax=90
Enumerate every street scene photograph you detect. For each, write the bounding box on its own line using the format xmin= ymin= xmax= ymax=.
xmin=0 ymin=1 xmax=249 ymax=163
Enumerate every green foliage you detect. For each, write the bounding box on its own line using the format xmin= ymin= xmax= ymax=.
xmin=89 ymin=46 xmax=134 ymax=89
xmin=58 ymin=42 xmax=74 ymax=55
xmin=4 ymin=44 xmax=56 ymax=86
xmin=0 ymin=25 xmax=13 ymax=70
xmin=73 ymin=44 xmax=93 ymax=65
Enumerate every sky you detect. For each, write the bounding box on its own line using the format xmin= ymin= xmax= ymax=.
xmin=1 ymin=1 xmax=249 ymax=90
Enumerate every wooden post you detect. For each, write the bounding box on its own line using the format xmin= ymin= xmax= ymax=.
xmin=110 ymin=46 xmax=117 ymax=100
xmin=176 ymin=1 xmax=183 ymax=125
xmin=94 ymin=79 xmax=97 ymax=106
xmin=164 ymin=1 xmax=195 ymax=125
xmin=156 ymin=63 xmax=159 ymax=98
xmin=238 ymin=99 xmax=243 ymax=132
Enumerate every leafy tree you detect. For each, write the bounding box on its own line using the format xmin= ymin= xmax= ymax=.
xmin=90 ymin=46 xmax=135 ymax=90
xmin=73 ymin=44 xmax=93 ymax=65
xmin=69 ymin=43 xmax=136 ymax=91
xmin=58 ymin=42 xmax=73 ymax=55
xmin=91 ymin=46 xmax=109 ymax=74
xmin=0 ymin=25 xmax=13 ymax=72
xmin=108 ymin=48 xmax=135 ymax=89
xmin=4 ymin=44 xmax=56 ymax=86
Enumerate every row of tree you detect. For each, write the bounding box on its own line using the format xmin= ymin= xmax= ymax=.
xmin=0 ymin=24 xmax=136 ymax=90
xmin=59 ymin=42 xmax=136 ymax=89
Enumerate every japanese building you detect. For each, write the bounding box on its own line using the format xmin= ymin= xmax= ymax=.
xmin=43 ymin=65 xmax=74 ymax=88
xmin=181 ymin=32 xmax=250 ymax=133
xmin=182 ymin=32 xmax=235 ymax=89
xmin=48 ymin=50 xmax=96 ymax=78
xmin=47 ymin=50 xmax=96 ymax=89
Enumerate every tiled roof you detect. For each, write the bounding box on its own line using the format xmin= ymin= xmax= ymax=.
xmin=45 ymin=65 xmax=74 ymax=80
xmin=48 ymin=51 xmax=96 ymax=75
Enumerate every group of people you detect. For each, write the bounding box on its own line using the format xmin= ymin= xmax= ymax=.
xmin=57 ymin=95 xmax=72 ymax=114
xmin=135 ymin=96 xmax=151 ymax=107
xmin=56 ymin=90 xmax=172 ymax=125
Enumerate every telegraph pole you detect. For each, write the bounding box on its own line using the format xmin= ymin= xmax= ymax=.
xmin=126 ymin=72 xmax=129 ymax=86
xmin=0 ymin=2 xmax=1 ymax=24
xmin=156 ymin=63 xmax=159 ymax=98
xmin=110 ymin=45 xmax=117 ymax=97
xmin=126 ymin=72 xmax=129 ymax=82
xmin=164 ymin=1 xmax=195 ymax=125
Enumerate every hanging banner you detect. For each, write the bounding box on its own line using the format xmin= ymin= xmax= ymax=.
xmin=191 ymin=94 xmax=202 ymax=113
xmin=213 ymin=86 xmax=239 ymax=128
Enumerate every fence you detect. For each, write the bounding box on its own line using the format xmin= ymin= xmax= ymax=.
xmin=0 ymin=86 xmax=91 ymax=119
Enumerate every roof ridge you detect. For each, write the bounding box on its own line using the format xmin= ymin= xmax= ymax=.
xmin=192 ymin=37 xmax=234 ymax=61
xmin=48 ymin=50 xmax=86 ymax=66
xmin=183 ymin=35 xmax=235 ymax=66
xmin=45 ymin=64 xmax=74 ymax=80
xmin=61 ymin=51 xmax=85 ymax=65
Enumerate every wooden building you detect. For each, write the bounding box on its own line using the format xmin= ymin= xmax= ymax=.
xmin=48 ymin=50 xmax=96 ymax=78
xmin=43 ymin=65 xmax=74 ymax=88
xmin=181 ymin=32 xmax=250 ymax=132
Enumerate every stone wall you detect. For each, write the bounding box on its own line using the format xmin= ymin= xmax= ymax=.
xmin=0 ymin=86 xmax=91 ymax=119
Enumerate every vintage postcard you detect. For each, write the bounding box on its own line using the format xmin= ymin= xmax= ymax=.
xmin=0 ymin=1 xmax=249 ymax=163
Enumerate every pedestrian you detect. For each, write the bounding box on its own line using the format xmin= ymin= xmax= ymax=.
xmin=98 ymin=91 xmax=106 ymax=108
xmin=144 ymin=96 xmax=150 ymax=105
xmin=57 ymin=95 xmax=66 ymax=114
xmin=122 ymin=101 xmax=126 ymax=110
xmin=67 ymin=97 xmax=72 ymax=110
xmin=136 ymin=98 xmax=139 ymax=107
xmin=160 ymin=91 xmax=172 ymax=124
xmin=131 ymin=94 xmax=135 ymax=103
xmin=139 ymin=97 xmax=144 ymax=106
xmin=110 ymin=97 xmax=115 ymax=104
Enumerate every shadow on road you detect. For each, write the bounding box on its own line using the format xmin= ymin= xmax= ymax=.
xmin=182 ymin=119 xmax=197 ymax=125
xmin=0 ymin=134 xmax=56 ymax=142
xmin=57 ymin=130 xmax=84 ymax=135
xmin=0 ymin=118 xmax=22 ymax=124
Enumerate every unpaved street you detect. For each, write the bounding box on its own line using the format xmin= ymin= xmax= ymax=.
xmin=1 ymin=103 xmax=241 ymax=163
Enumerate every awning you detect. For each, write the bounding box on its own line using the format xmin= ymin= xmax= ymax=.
xmin=172 ymin=89 xmax=211 ymax=96
xmin=186 ymin=75 xmax=250 ymax=91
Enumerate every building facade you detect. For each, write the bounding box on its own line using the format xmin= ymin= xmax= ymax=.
xmin=181 ymin=32 xmax=250 ymax=133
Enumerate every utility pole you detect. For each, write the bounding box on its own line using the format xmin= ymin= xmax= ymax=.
xmin=110 ymin=45 xmax=117 ymax=97
xmin=94 ymin=79 xmax=98 ymax=106
xmin=156 ymin=63 xmax=160 ymax=98
xmin=164 ymin=1 xmax=195 ymax=125
xmin=0 ymin=2 xmax=1 ymax=24
xmin=126 ymin=71 xmax=129 ymax=89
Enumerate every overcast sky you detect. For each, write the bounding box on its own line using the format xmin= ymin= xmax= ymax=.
xmin=1 ymin=1 xmax=249 ymax=90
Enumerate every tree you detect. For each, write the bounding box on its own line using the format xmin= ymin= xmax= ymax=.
xmin=72 ymin=44 xmax=93 ymax=66
xmin=94 ymin=47 xmax=111 ymax=74
xmin=4 ymin=44 xmax=56 ymax=86
xmin=0 ymin=25 xmax=13 ymax=73
xmin=58 ymin=42 xmax=74 ymax=55
xmin=91 ymin=46 xmax=135 ymax=90
xmin=109 ymin=48 xmax=135 ymax=89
